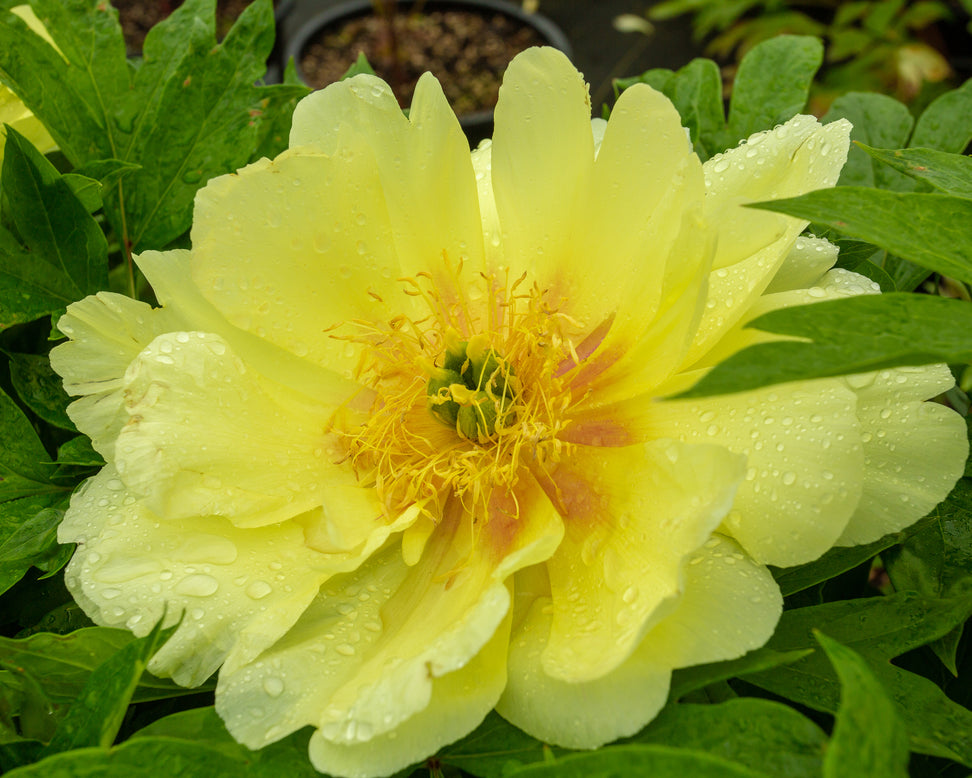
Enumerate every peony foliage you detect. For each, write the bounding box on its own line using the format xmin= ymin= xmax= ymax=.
xmin=0 ymin=2 xmax=971 ymax=778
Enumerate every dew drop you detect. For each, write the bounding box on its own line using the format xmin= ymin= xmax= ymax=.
xmin=263 ymin=677 xmax=285 ymax=697
xmin=247 ymin=580 xmax=273 ymax=600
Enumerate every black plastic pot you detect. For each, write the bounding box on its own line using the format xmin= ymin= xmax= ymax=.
xmin=283 ymin=0 xmax=572 ymax=145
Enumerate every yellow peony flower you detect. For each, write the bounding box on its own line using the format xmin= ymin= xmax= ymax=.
xmin=52 ymin=48 xmax=966 ymax=777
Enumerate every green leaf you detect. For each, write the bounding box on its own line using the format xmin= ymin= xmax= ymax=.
xmin=340 ymin=51 xmax=376 ymax=80
xmin=911 ymin=78 xmax=972 ymax=153
xmin=504 ymin=745 xmax=769 ymax=778
xmin=859 ymin=145 xmax=972 ymax=199
xmin=39 ymin=616 xmax=178 ymax=755
xmin=0 ymin=627 xmax=207 ymax=710
xmin=822 ymin=92 xmax=914 ymax=189
xmin=677 ymin=294 xmax=972 ymax=398
xmin=669 ymin=647 xmax=813 ymax=700
xmin=0 ymin=0 xmax=308 ymax=254
xmin=755 ymin=189 xmax=972 ymax=285
xmin=745 ymin=591 xmax=972 ymax=765
xmin=7 ymin=707 xmax=319 ymax=777
xmin=632 ymin=699 xmax=827 ymax=778
xmin=60 ymin=174 xmax=103 ymax=214
xmin=621 ymin=58 xmax=724 ymax=160
xmin=817 ymin=633 xmax=909 ymax=778
xmin=0 ymin=127 xmax=108 ymax=327
xmin=884 ymin=478 xmax=972 ymax=673
xmin=772 ymin=528 xmax=905 ymax=597
xmin=0 ymin=493 xmax=68 ymax=595
xmin=8 ymin=352 xmax=74 ymax=431
xmin=724 ymin=35 xmax=822 ymax=147
xmin=0 ymin=385 xmax=56 ymax=500
xmin=438 ymin=711 xmax=565 ymax=777
xmin=54 ymin=436 xmax=103 ymax=467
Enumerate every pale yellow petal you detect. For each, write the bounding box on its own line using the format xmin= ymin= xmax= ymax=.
xmin=50 ymin=292 xmax=181 ymax=456
xmin=764 ymin=235 xmax=839 ymax=294
xmin=630 ymin=379 xmax=865 ymax=567
xmin=497 ymin=594 xmax=671 ymax=749
xmin=137 ymin=249 xmax=358 ymax=405
xmin=638 ymin=533 xmax=781 ymax=669
xmin=290 ymin=72 xmax=484 ymax=284
xmin=113 ymin=331 xmax=334 ymax=527
xmin=217 ymin=483 xmax=562 ymax=752
xmin=538 ymin=439 xmax=745 ymax=682
xmin=490 ymin=47 xmax=594 ymax=294
xmin=307 ymin=608 xmax=511 ymax=778
xmin=838 ymin=366 xmax=967 ymax=545
xmin=683 ymin=116 xmax=852 ymax=366
xmin=58 ymin=468 xmax=331 ymax=687
xmin=190 ymin=151 xmax=409 ymax=377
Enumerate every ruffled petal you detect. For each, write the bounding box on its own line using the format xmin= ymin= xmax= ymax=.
xmin=113 ymin=331 xmax=337 ymax=527
xmin=498 ymin=594 xmax=671 ymax=749
xmin=764 ymin=235 xmax=839 ymax=294
xmin=603 ymin=379 xmax=864 ymax=567
xmin=537 ymin=439 xmax=745 ymax=682
xmin=58 ymin=468 xmax=332 ymax=686
xmin=216 ymin=480 xmax=562 ymax=756
xmin=291 ymin=72 xmax=484 ymax=284
xmin=50 ymin=292 xmax=181 ymax=456
xmin=189 ymin=150 xmax=408 ymax=377
xmin=637 ymin=533 xmax=781 ymax=669
xmin=838 ymin=365 xmax=967 ymax=545
xmin=307 ymin=608 xmax=511 ymax=778
xmin=682 ymin=116 xmax=852 ymax=366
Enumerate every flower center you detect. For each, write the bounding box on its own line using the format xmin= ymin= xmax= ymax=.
xmin=336 ymin=257 xmax=580 ymax=521
xmin=426 ymin=335 xmax=517 ymax=442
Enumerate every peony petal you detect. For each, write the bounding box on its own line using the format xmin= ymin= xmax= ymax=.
xmin=216 ymin=480 xmax=562 ymax=752
xmin=490 ymin=48 xmax=596 ymax=306
xmin=838 ymin=365 xmax=967 ymax=545
xmin=190 ymin=150 xmax=409 ymax=377
xmin=58 ymin=468 xmax=332 ymax=686
xmin=682 ymin=116 xmax=852 ymax=366
xmin=113 ymin=331 xmax=336 ymax=527
xmin=638 ymin=533 xmax=781 ymax=669
xmin=764 ymin=235 xmax=839 ymax=294
xmin=307 ymin=608 xmax=511 ymax=778
xmin=291 ymin=72 xmax=484 ymax=284
xmin=612 ymin=379 xmax=865 ymax=567
xmin=538 ymin=439 xmax=745 ymax=682
xmin=497 ymin=594 xmax=671 ymax=749
xmin=50 ymin=292 xmax=181 ymax=456
xmin=136 ymin=249 xmax=358 ymax=405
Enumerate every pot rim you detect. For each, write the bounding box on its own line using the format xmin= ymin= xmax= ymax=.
xmin=283 ymin=0 xmax=573 ymax=127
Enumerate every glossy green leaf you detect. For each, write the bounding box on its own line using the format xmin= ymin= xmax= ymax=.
xmin=631 ymin=699 xmax=826 ymax=778
xmin=678 ymin=294 xmax=972 ymax=398
xmin=6 ymin=706 xmax=319 ymax=777
xmin=669 ymin=647 xmax=813 ymax=700
xmin=0 ymin=627 xmax=208 ymax=708
xmin=504 ymin=745 xmax=769 ymax=778
xmin=725 ymin=35 xmax=822 ymax=146
xmin=0 ymin=386 xmax=57 ymax=501
xmin=0 ymin=127 xmax=107 ymax=327
xmin=884 ymin=478 xmax=972 ymax=673
xmin=39 ymin=617 xmax=178 ymax=755
xmin=439 ymin=711 xmax=565 ymax=777
xmin=54 ymin=436 xmax=103 ymax=467
xmin=0 ymin=0 xmax=308 ymax=253
xmin=746 ymin=591 xmax=972 ymax=765
xmin=8 ymin=352 xmax=73 ymax=431
xmin=911 ymin=78 xmax=972 ymax=153
xmin=755 ymin=189 xmax=972 ymax=284
xmin=859 ymin=145 xmax=972 ymax=199
xmin=822 ymin=92 xmax=914 ymax=189
xmin=818 ymin=633 xmax=908 ymax=778
xmin=0 ymin=502 xmax=69 ymax=595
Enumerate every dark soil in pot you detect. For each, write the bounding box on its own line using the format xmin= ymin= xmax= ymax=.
xmin=296 ymin=3 xmax=554 ymax=120
xmin=113 ymin=0 xmax=289 ymax=56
